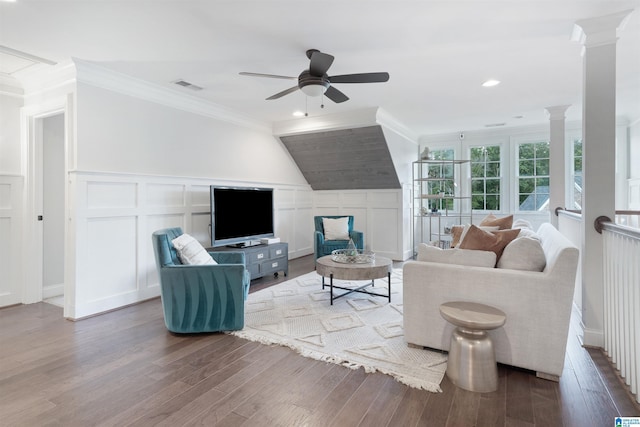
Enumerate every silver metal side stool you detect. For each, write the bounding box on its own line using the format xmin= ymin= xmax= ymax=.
xmin=439 ymin=301 xmax=506 ymax=393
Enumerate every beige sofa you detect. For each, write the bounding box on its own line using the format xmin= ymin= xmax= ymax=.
xmin=403 ymin=223 xmax=579 ymax=379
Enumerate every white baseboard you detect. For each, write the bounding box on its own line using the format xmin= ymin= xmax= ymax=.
xmin=43 ymin=283 xmax=64 ymax=299
xmin=582 ymin=327 xmax=604 ymax=349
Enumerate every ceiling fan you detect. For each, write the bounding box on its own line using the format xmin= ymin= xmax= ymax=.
xmin=239 ymin=49 xmax=389 ymax=103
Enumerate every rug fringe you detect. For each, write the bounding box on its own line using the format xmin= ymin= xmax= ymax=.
xmin=229 ymin=330 xmax=443 ymax=393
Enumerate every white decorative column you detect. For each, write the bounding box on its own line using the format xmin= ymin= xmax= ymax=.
xmin=546 ymin=105 xmax=570 ymax=228
xmin=572 ymin=9 xmax=633 ymax=347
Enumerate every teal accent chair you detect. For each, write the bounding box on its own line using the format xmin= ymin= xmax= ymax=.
xmin=314 ymin=215 xmax=364 ymax=260
xmin=152 ymin=227 xmax=250 ymax=333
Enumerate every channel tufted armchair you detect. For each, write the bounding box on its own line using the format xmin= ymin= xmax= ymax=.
xmin=314 ymin=215 xmax=364 ymax=260
xmin=152 ymin=227 xmax=250 ymax=333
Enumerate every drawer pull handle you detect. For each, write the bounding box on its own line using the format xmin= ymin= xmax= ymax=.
xmin=257 ymin=254 xmax=264 ymax=259
xmin=272 ymin=262 xmax=278 ymax=268
xmin=276 ymin=250 xmax=282 ymax=255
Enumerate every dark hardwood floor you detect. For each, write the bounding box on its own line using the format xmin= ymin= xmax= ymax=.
xmin=1 ymin=255 xmax=638 ymax=426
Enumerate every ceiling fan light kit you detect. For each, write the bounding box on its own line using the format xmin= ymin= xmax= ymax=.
xmin=240 ymin=48 xmax=389 ymax=106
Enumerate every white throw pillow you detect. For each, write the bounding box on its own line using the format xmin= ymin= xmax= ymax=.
xmin=512 ymin=219 xmax=534 ymax=230
xmin=497 ymin=236 xmax=546 ymax=271
xmin=171 ymin=233 xmax=217 ymax=265
xmin=322 ymin=217 xmax=350 ymax=240
xmin=416 ymin=243 xmax=497 ymax=268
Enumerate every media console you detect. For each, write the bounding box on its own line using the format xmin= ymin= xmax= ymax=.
xmin=212 ymin=242 xmax=288 ymax=281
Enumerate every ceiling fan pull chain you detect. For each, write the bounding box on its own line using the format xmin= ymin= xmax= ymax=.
xmin=305 ymin=95 xmax=309 ymax=117
xmin=321 ymin=93 xmax=325 ymax=109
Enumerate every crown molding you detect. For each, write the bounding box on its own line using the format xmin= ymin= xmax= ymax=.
xmin=375 ymin=108 xmax=418 ymax=143
xmin=572 ymin=9 xmax=634 ymax=50
xmin=0 ymin=73 xmax=24 ymax=97
xmin=73 ymin=59 xmax=270 ymax=133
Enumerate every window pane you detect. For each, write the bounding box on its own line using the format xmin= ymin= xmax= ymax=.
xmin=472 ymin=195 xmax=485 ymax=210
xmin=519 ymin=194 xmax=529 ymax=206
xmin=519 ymin=178 xmax=535 ymax=193
xmin=536 ymin=177 xmax=549 ymax=187
xmin=486 ymin=179 xmax=500 ymax=194
xmin=519 ymin=160 xmax=534 ymax=176
xmin=535 ymin=159 xmax=549 ymax=176
xmin=486 ymin=162 xmax=500 ymax=177
xmin=471 ymin=163 xmax=485 ymax=177
xmin=486 ymin=146 xmax=500 ymax=161
xmin=472 ymin=179 xmax=484 ymax=193
xmin=535 ymin=142 xmax=550 ymax=157
xmin=486 ymin=195 xmax=500 ymax=211
xmin=519 ymin=143 xmax=535 ymax=158
xmin=470 ymin=147 xmax=484 ymax=162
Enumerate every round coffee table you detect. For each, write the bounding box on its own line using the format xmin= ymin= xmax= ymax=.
xmin=315 ymin=255 xmax=393 ymax=305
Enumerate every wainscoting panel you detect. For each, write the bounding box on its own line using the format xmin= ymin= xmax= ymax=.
xmin=313 ymin=189 xmax=407 ymax=260
xmin=0 ymin=175 xmax=22 ymax=307
xmin=69 ymin=172 xmax=313 ymax=319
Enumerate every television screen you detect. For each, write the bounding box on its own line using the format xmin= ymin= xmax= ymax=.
xmin=210 ymin=186 xmax=274 ymax=247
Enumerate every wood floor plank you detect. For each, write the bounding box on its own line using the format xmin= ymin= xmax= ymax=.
xmin=328 ymin=372 xmax=391 ymax=427
xmin=387 ymin=387 xmax=429 ymax=427
xmin=299 ymin=367 xmax=369 ymax=427
xmin=2 ymin=254 xmax=639 ymax=426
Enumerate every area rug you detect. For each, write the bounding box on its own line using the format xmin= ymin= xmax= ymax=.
xmin=230 ymin=269 xmax=447 ymax=392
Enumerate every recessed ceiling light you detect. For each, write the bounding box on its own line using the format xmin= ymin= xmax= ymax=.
xmin=292 ymin=111 xmax=305 ymax=117
xmin=482 ymin=79 xmax=501 ymax=87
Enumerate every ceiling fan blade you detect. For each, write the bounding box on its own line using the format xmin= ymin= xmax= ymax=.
xmin=309 ymin=51 xmax=334 ymax=77
xmin=239 ymin=72 xmax=297 ymax=80
xmin=266 ymin=85 xmax=300 ymax=100
xmin=329 ymin=72 xmax=390 ymax=84
xmin=324 ymin=85 xmax=349 ymax=103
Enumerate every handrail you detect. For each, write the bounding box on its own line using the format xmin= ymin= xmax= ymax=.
xmin=555 ymin=208 xmax=640 ymax=236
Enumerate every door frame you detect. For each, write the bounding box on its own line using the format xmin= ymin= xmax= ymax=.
xmin=21 ymin=97 xmax=70 ymax=315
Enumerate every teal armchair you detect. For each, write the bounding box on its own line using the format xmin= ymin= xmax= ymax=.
xmin=152 ymin=227 xmax=250 ymax=333
xmin=314 ymin=215 xmax=364 ymax=260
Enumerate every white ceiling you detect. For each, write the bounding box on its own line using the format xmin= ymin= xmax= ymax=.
xmin=1 ymin=0 xmax=639 ymax=137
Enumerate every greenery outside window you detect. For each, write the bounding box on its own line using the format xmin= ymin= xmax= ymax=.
xmin=470 ymin=145 xmax=501 ymax=211
xmin=428 ymin=148 xmax=455 ymax=211
xmin=572 ymin=138 xmax=583 ymax=209
xmin=518 ymin=141 xmax=550 ymax=211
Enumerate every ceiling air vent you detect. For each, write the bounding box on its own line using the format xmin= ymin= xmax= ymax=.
xmin=484 ymin=122 xmax=506 ymax=128
xmin=172 ymin=79 xmax=203 ymax=91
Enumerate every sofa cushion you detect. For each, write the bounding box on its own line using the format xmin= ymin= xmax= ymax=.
xmin=322 ymin=217 xmax=350 ymax=240
xmin=417 ymin=243 xmax=497 ymax=267
xmin=459 ymin=225 xmax=520 ymax=261
xmin=171 ymin=233 xmax=217 ymax=265
xmin=497 ymin=236 xmax=547 ymax=271
xmin=479 ymin=213 xmax=513 ymax=230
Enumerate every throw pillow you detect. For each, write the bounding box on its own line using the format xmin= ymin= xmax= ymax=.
xmin=416 ymin=243 xmax=497 ymax=267
xmin=171 ymin=233 xmax=217 ymax=265
xmin=451 ymin=224 xmax=499 ymax=248
xmin=322 ymin=217 xmax=350 ymax=240
xmin=459 ymin=225 xmax=520 ymax=261
xmin=479 ymin=213 xmax=513 ymax=230
xmin=512 ymin=218 xmax=533 ymax=230
xmin=497 ymin=236 xmax=546 ymax=272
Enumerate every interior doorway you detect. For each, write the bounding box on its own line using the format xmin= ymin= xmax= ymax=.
xmin=41 ymin=113 xmax=65 ymax=307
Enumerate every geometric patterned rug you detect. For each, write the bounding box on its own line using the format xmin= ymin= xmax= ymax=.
xmin=230 ymin=269 xmax=448 ymax=392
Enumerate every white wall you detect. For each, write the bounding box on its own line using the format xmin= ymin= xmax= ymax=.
xmin=42 ymin=114 xmax=65 ymax=298
xmin=629 ymin=119 xmax=640 ymax=209
xmin=0 ymin=88 xmax=25 ymax=307
xmin=0 ymin=93 xmax=23 ymax=175
xmin=313 ymin=189 xmax=409 ymax=261
xmin=60 ymin=77 xmax=315 ymax=319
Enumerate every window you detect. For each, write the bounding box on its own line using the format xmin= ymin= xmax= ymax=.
xmin=518 ymin=141 xmax=549 ymax=211
xmin=572 ymin=138 xmax=583 ymax=209
xmin=428 ymin=148 xmax=455 ymax=211
xmin=470 ymin=145 xmax=501 ymax=211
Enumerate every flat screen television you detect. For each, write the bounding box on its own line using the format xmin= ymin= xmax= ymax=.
xmin=210 ymin=186 xmax=274 ymax=247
